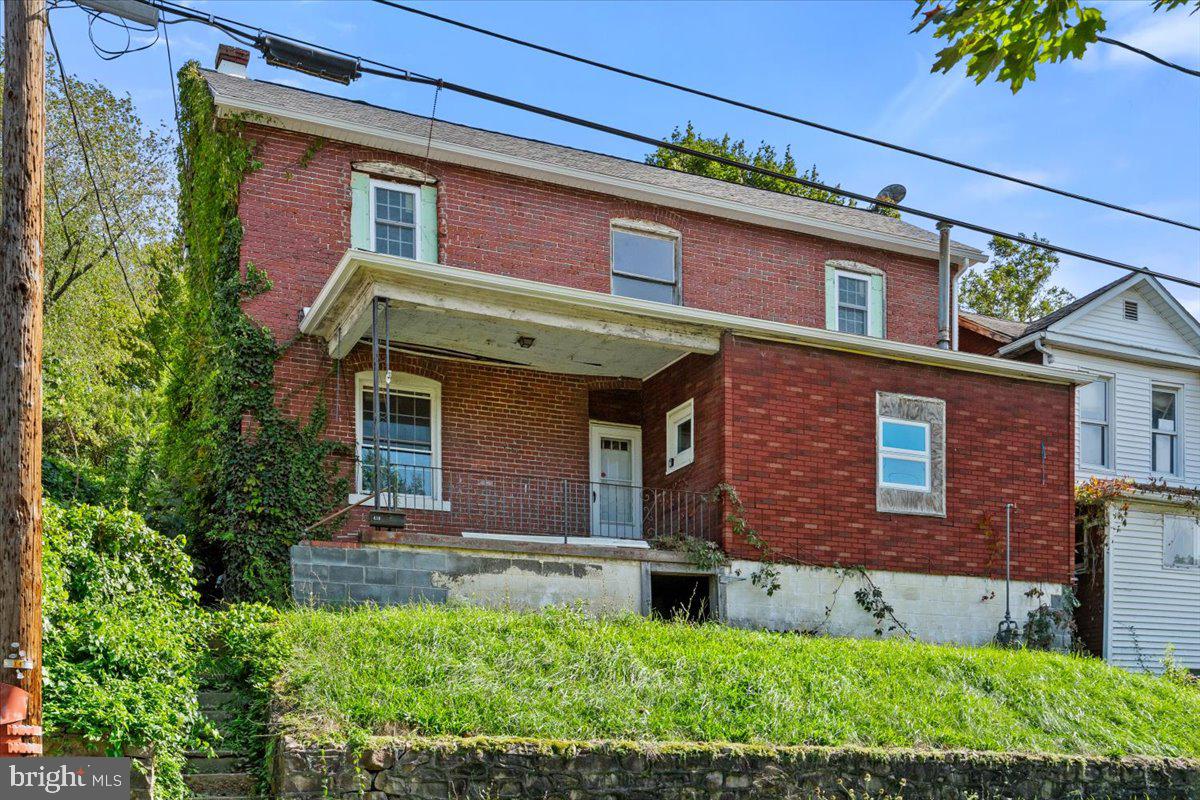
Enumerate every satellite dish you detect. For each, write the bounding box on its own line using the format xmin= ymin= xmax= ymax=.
xmin=876 ymin=184 xmax=907 ymax=204
xmin=871 ymin=183 xmax=907 ymax=214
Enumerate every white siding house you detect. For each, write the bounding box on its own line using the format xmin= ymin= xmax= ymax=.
xmin=992 ymin=274 xmax=1200 ymax=672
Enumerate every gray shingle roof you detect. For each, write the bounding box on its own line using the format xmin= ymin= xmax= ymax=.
xmin=201 ymin=69 xmax=983 ymax=257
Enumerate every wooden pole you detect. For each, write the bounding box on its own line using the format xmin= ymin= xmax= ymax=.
xmin=0 ymin=0 xmax=46 ymax=755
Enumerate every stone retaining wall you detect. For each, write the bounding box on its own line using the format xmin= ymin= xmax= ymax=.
xmin=274 ymin=735 xmax=1199 ymax=800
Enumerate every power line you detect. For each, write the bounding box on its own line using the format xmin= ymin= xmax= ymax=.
xmin=118 ymin=0 xmax=1200 ymax=290
xmin=1098 ymin=35 xmax=1200 ymax=79
xmin=370 ymin=0 xmax=1200 ymax=234
xmin=46 ymin=20 xmax=176 ymax=375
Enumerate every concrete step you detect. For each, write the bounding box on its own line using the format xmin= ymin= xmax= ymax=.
xmin=184 ymin=748 xmax=241 ymax=759
xmin=198 ymin=691 xmax=236 ymax=708
xmin=183 ymin=773 xmax=256 ymax=798
xmin=185 ymin=756 xmax=249 ymax=775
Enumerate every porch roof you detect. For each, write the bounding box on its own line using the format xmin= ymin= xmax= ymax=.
xmin=299 ymin=250 xmax=1090 ymax=385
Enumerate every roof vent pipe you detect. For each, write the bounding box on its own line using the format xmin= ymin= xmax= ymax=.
xmin=936 ymin=221 xmax=953 ymax=350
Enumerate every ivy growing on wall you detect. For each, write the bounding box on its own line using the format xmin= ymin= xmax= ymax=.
xmin=160 ymin=63 xmax=347 ymax=604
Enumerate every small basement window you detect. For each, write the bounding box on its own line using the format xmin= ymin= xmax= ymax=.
xmin=665 ymin=398 xmax=695 ymax=473
xmin=1164 ymin=515 xmax=1200 ymax=569
xmin=649 ymin=573 xmax=714 ymax=622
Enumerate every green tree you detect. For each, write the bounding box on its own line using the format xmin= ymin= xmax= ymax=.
xmin=960 ymin=234 xmax=1074 ymax=321
xmin=912 ymin=0 xmax=1198 ymax=93
xmin=1 ymin=51 xmax=175 ymax=495
xmin=647 ymin=123 xmax=882 ymax=210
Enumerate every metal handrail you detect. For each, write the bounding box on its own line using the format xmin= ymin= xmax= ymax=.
xmin=357 ymin=459 xmax=718 ymax=542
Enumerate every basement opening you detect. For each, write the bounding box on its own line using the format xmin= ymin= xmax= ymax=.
xmin=649 ymin=573 xmax=714 ymax=622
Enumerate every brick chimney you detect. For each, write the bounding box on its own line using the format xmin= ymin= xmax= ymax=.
xmin=215 ymin=44 xmax=250 ymax=78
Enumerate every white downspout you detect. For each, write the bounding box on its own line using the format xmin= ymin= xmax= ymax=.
xmin=936 ymin=221 xmax=953 ymax=349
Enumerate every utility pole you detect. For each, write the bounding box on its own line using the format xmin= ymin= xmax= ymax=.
xmin=0 ymin=0 xmax=46 ymax=756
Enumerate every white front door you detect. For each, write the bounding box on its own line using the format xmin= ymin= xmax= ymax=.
xmin=589 ymin=422 xmax=643 ymax=540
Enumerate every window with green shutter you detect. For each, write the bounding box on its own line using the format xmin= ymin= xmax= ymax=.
xmin=350 ymin=171 xmax=438 ymax=263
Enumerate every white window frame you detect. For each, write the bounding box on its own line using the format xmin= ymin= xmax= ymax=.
xmin=665 ymin=398 xmax=695 ymax=474
xmin=610 ymin=222 xmax=681 ymax=305
xmin=1078 ymin=378 xmax=1112 ymax=469
xmin=1150 ymin=384 xmax=1182 ymax=477
xmin=877 ymin=417 xmax=931 ymax=492
xmin=834 ymin=269 xmax=872 ymax=336
xmin=369 ymin=178 xmax=421 ymax=261
xmin=1163 ymin=514 xmax=1199 ymax=570
xmin=352 ymin=370 xmax=448 ymax=510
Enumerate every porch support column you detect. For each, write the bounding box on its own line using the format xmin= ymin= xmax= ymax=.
xmin=371 ymin=297 xmax=383 ymax=510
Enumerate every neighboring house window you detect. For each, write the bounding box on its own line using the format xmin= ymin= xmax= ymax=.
xmin=878 ymin=418 xmax=931 ymax=491
xmin=876 ymin=392 xmax=946 ymax=516
xmin=835 ymin=271 xmax=870 ymax=335
xmin=355 ymin=371 xmax=442 ymax=504
xmin=1151 ymin=387 xmax=1180 ymax=475
xmin=824 ymin=261 xmax=885 ymax=337
xmin=611 ymin=225 xmax=680 ymax=304
xmin=371 ymin=179 xmax=419 ymax=259
xmin=1078 ymin=380 xmax=1110 ymax=468
xmin=1164 ymin=515 xmax=1199 ymax=569
xmin=665 ymin=399 xmax=695 ymax=473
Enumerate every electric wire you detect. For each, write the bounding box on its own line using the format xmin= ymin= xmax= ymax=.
xmin=1097 ymin=34 xmax=1200 ymax=78
xmin=81 ymin=0 xmax=1200 ymax=290
xmin=371 ymin=0 xmax=1200 ymax=234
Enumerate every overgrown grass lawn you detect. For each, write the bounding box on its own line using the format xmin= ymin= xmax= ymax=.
xmin=275 ymin=605 xmax=1200 ymax=758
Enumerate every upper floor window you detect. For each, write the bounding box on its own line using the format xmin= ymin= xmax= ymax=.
xmin=825 ymin=261 xmax=884 ymax=338
xmin=1151 ymin=387 xmax=1180 ymax=476
xmin=371 ymin=180 xmax=420 ymax=259
xmin=1164 ymin=515 xmax=1199 ymax=569
xmin=611 ymin=225 xmax=680 ymax=305
xmin=1078 ymin=380 xmax=1110 ymax=468
xmin=835 ymin=271 xmax=870 ymax=335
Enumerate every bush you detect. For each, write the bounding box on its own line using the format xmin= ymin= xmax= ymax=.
xmin=43 ymin=500 xmax=210 ymax=800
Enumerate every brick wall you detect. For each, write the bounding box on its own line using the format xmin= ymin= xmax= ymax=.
xmin=236 ymin=124 xmax=946 ymax=348
xmin=721 ymin=335 xmax=1075 ymax=584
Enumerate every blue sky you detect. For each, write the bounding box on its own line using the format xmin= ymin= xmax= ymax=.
xmin=48 ymin=0 xmax=1200 ymax=315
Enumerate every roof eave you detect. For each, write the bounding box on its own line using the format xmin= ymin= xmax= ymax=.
xmin=209 ymin=90 xmax=984 ymax=265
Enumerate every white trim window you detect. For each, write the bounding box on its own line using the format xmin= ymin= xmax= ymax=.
xmin=878 ymin=418 xmax=931 ymax=492
xmin=611 ymin=224 xmax=680 ymax=305
xmin=354 ymin=371 xmax=444 ymax=507
xmin=371 ymin=179 xmax=420 ymax=260
xmin=1151 ymin=386 xmax=1180 ymax=476
xmin=835 ymin=270 xmax=870 ymax=335
xmin=1164 ymin=514 xmax=1199 ymax=569
xmin=1078 ymin=379 xmax=1111 ymax=468
xmin=665 ymin=398 xmax=695 ymax=473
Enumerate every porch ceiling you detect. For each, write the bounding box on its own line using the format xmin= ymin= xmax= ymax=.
xmin=303 ymin=251 xmax=720 ymax=378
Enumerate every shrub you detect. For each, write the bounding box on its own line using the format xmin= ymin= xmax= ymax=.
xmin=42 ymin=500 xmax=210 ymax=800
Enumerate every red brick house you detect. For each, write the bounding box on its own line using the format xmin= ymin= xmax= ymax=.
xmin=201 ymin=51 xmax=1084 ymax=642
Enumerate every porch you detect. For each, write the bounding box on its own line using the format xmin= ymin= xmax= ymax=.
xmin=302 ymin=250 xmax=728 ymax=547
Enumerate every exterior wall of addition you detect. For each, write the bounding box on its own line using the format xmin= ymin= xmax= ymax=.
xmin=720 ymin=335 xmax=1076 ymax=584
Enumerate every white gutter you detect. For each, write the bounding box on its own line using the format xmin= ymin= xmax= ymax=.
xmin=303 ymin=250 xmax=1089 ymax=386
xmin=1000 ymin=330 xmax=1200 ymax=370
xmin=208 ymin=89 xmax=983 ymax=266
